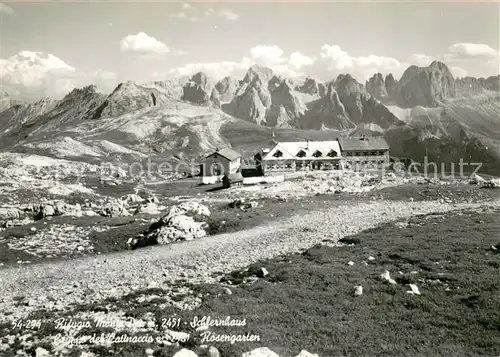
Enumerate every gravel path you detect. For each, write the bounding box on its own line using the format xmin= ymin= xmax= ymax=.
xmin=1 ymin=198 xmax=499 ymax=321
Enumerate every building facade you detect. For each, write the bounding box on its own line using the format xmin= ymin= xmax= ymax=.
xmin=338 ymin=136 xmax=390 ymax=170
xmin=201 ymin=147 xmax=242 ymax=177
xmin=257 ymin=140 xmax=343 ymax=176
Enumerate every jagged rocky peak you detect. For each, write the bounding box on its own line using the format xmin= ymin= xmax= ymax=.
xmin=189 ymin=72 xmax=213 ymax=88
xmin=296 ymin=77 xmax=321 ymax=95
xmin=334 ymin=74 xmax=367 ymax=100
xmin=365 ymin=73 xmax=388 ymax=99
xmin=181 ymin=72 xmax=219 ymax=106
xmin=242 ymin=65 xmax=274 ymax=85
xmin=398 ymin=60 xmax=456 ymax=107
xmin=455 ymin=75 xmax=500 ymax=95
xmin=215 ymin=76 xmax=239 ymax=103
xmin=88 ymin=80 xmax=170 ymax=119
xmin=384 ymin=73 xmax=398 ymax=97
xmin=484 ymin=75 xmax=500 ymax=91
xmin=268 ymin=75 xmax=285 ymax=92
xmin=267 ymin=78 xmax=306 ymax=124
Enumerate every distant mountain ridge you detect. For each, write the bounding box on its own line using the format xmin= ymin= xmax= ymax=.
xmin=1 ymin=60 xmax=500 ymax=174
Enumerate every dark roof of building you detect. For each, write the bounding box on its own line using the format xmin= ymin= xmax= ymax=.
xmin=205 ymin=147 xmax=241 ymax=161
xmin=223 ymin=172 xmax=244 ymax=182
xmin=338 ymin=136 xmax=389 ymax=151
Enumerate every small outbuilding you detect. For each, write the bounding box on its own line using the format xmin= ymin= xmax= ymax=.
xmin=222 ymin=172 xmax=244 ymax=189
xmin=201 ymin=147 xmax=242 ymax=176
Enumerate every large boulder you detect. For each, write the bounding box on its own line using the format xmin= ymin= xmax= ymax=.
xmin=0 ymin=207 xmax=23 ymax=220
xmin=128 ymin=202 xmax=210 ymax=249
xmin=121 ymin=193 xmax=144 ymax=206
xmin=33 ymin=201 xmax=82 ymax=220
xmin=98 ymin=199 xmax=130 ymax=217
xmin=153 ymin=215 xmax=208 ymax=244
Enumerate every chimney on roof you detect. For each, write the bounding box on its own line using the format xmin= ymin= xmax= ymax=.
xmin=306 ymin=138 xmax=309 ymax=149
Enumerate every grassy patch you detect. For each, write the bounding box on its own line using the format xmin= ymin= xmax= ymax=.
xmin=189 ymin=208 xmax=500 ymax=356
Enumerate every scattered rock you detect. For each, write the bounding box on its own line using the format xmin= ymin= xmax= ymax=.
xmin=223 ymin=287 xmax=232 ymax=295
xmin=134 ymin=203 xmax=161 ymax=215
xmin=380 ymin=271 xmax=397 ymax=284
xmin=338 ymin=237 xmax=360 ymax=245
xmin=347 ymin=261 xmax=355 ymax=266
xmin=0 ymin=207 xmax=23 ymax=220
xmin=469 ymin=174 xmax=486 ymax=185
xmin=145 ymin=348 xmax=154 ymax=356
xmin=173 ymin=349 xmax=198 ymax=357
xmin=98 ymin=199 xmax=130 ymax=218
xmin=242 ymin=347 xmax=280 ymax=357
xmin=35 ymin=347 xmax=50 ymax=357
xmin=33 ymin=200 xmax=82 ymax=220
xmin=407 ymin=284 xmax=421 ymax=295
xmin=368 ymin=256 xmax=375 ymax=261
xmin=295 ymin=350 xmax=319 ymax=357
xmin=229 ymin=199 xmax=259 ymax=210
xmin=121 ymin=193 xmax=144 ymax=205
xmin=354 ymin=286 xmax=363 ymax=296
xmin=208 ymin=346 xmax=221 ymax=357
xmin=257 ymin=267 xmax=269 ymax=278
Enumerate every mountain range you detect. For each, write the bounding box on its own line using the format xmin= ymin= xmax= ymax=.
xmin=1 ymin=60 xmax=499 ymax=174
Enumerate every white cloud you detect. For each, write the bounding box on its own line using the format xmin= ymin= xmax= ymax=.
xmin=119 ymin=32 xmax=169 ymax=55
xmin=250 ymin=45 xmax=284 ymax=63
xmin=189 ymin=16 xmax=199 ymax=22
xmin=410 ymin=53 xmax=436 ymax=66
xmin=218 ymin=9 xmax=240 ymax=21
xmin=315 ymin=44 xmax=406 ymax=81
xmin=0 ymin=3 xmax=15 ymax=16
xmin=169 ymin=11 xmax=186 ymax=19
xmin=205 ymin=8 xmax=215 ymax=16
xmin=175 ymin=50 xmax=189 ymax=56
xmin=0 ymin=51 xmax=117 ymax=99
xmin=447 ymin=43 xmax=497 ymax=59
xmin=182 ymin=3 xmax=192 ymax=9
xmin=170 ymin=44 xmax=410 ymax=82
xmin=170 ymin=45 xmax=313 ymax=80
xmin=289 ymin=52 xmax=315 ymax=69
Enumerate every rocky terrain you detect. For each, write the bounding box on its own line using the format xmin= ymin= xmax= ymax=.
xmin=0 ymin=169 xmax=499 ymax=356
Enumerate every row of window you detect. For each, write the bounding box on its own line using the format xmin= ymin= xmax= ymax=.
xmin=345 ymin=160 xmax=387 ymax=166
xmin=273 ymin=149 xmax=338 ymax=158
xmin=266 ymin=163 xmax=340 ymax=170
xmin=344 ymin=151 xmax=387 ymax=157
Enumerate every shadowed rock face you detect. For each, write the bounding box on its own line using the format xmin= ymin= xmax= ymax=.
xmin=242 ymin=65 xmax=275 ymax=85
xmin=296 ymin=77 xmax=321 ymax=95
xmin=297 ymin=75 xmax=404 ymax=131
xmin=455 ymin=75 xmax=500 ymax=96
xmin=365 ymin=73 xmax=388 ymax=99
xmin=397 ymin=61 xmax=456 ymax=108
xmin=181 ymin=72 xmax=220 ymax=107
xmin=266 ymin=79 xmax=307 ymax=127
xmin=215 ymin=76 xmax=240 ymax=103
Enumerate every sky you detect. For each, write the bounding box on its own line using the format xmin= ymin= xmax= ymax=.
xmin=0 ymin=0 xmax=499 ymax=98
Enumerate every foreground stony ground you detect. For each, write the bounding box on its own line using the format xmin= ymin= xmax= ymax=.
xmin=1 ymin=196 xmax=500 ymax=356
xmin=1 ymin=152 xmax=500 ymax=356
